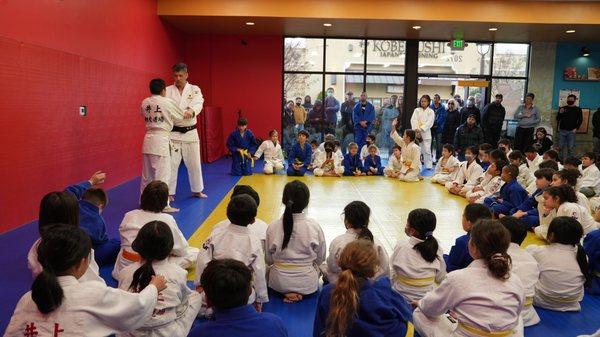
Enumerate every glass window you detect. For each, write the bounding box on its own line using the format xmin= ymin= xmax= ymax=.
xmin=418 ymin=41 xmax=491 ymax=75
xmin=323 ymin=74 xmax=363 ymax=147
xmin=325 ymin=39 xmax=365 ymax=73
xmin=282 ymin=74 xmax=323 ymax=152
xmin=492 ymin=43 xmax=529 ymax=77
xmin=491 ymin=78 xmax=526 ymax=120
xmin=284 ymin=38 xmax=324 ymax=72
xmin=366 ymin=75 xmax=404 ymax=156
xmin=366 ymin=40 xmax=406 ymax=73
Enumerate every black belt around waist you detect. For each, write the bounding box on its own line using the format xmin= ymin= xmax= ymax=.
xmin=172 ymin=125 xmax=196 ymax=133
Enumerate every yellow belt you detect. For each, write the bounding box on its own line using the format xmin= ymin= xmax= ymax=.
xmin=593 ymin=270 xmax=600 ymax=278
xmin=405 ymin=322 xmax=414 ymax=337
xmin=274 ymin=262 xmax=312 ymax=269
xmin=537 ymin=291 xmax=581 ymax=303
xmin=457 ymin=322 xmax=513 ymax=337
xmin=239 ymin=149 xmax=255 ymax=167
xmin=524 ymin=296 xmax=534 ymax=308
xmin=394 ymin=274 xmax=435 ymax=287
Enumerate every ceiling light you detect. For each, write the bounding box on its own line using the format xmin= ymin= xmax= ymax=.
xmin=323 ymin=23 xmax=332 ymax=27
xmin=412 ymin=25 xmax=421 ymax=30
xmin=489 ymin=27 xmax=498 ymax=31
xmin=245 ymin=22 xmax=255 ymax=26
xmin=566 ymin=29 xmax=576 ymax=34
xmin=581 ymin=47 xmax=591 ymax=57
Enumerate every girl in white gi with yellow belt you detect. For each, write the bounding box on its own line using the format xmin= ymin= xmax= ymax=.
xmin=266 ymin=180 xmax=326 ymax=303
xmin=253 ymin=130 xmax=285 ymax=175
xmin=5 ymin=225 xmax=168 ymax=337
xmin=118 ymin=221 xmax=202 ymax=337
xmin=446 ymin=146 xmax=484 ymax=197
xmin=391 ymin=208 xmax=446 ymax=302
xmin=113 ymin=181 xmax=199 ymax=280
xmin=526 ymin=216 xmax=590 ymax=312
xmin=322 ymin=201 xmax=389 ymax=284
xmin=390 ymin=119 xmax=422 ymax=182
xmin=411 ymin=95 xmax=436 ymax=170
xmin=413 ymin=219 xmax=525 ymax=337
xmin=431 ymin=144 xmax=460 ymax=185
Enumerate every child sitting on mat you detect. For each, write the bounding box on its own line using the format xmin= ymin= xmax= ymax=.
xmin=364 ymin=145 xmax=384 ymax=176
xmin=384 ymin=145 xmax=403 ymax=178
xmin=226 ymin=117 xmax=258 ymax=176
xmin=253 ymin=130 xmax=285 ymax=175
xmin=444 ymin=203 xmax=492 ymax=272
xmin=287 ymin=130 xmax=312 ymax=176
xmin=390 ymin=120 xmax=422 ymax=182
xmin=484 ymin=164 xmax=529 ymax=217
xmin=445 ymin=146 xmax=483 ymax=196
xmin=430 ymin=143 xmax=460 ymax=185
xmin=314 ymin=141 xmax=344 ymax=177
xmin=343 ymin=142 xmax=365 ymax=176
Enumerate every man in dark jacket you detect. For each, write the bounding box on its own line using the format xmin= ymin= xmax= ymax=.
xmin=556 ymin=94 xmax=583 ymax=159
xmin=442 ymin=99 xmax=461 ymax=146
xmin=339 ymin=91 xmax=355 ymax=138
xmin=459 ymin=96 xmax=481 ymax=125
xmin=481 ymin=94 xmax=506 ymax=146
xmin=454 ymin=114 xmax=484 ymax=160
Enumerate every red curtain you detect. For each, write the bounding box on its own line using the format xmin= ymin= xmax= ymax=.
xmin=200 ymin=106 xmax=225 ymax=163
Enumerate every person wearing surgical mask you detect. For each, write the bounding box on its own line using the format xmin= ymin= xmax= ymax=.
xmin=459 ymin=96 xmax=481 ymax=125
xmin=324 ymin=87 xmax=340 ymax=135
xmin=557 ymin=94 xmax=583 ymax=159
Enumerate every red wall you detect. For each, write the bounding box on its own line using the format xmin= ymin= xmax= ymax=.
xmin=182 ymin=35 xmax=283 ymax=144
xmin=0 ymin=0 xmax=182 ymax=232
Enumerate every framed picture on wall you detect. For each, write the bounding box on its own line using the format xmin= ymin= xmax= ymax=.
xmin=577 ymin=108 xmax=590 ymax=134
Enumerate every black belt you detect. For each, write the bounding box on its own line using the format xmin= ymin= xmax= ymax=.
xmin=172 ymin=125 xmax=196 ymax=133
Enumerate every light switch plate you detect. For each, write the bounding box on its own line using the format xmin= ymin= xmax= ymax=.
xmin=79 ymin=106 xmax=87 ymax=116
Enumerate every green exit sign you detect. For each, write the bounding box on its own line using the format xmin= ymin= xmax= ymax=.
xmin=449 ymin=39 xmax=467 ymax=51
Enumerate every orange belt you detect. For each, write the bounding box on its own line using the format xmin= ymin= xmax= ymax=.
xmin=122 ymin=250 xmax=141 ymax=262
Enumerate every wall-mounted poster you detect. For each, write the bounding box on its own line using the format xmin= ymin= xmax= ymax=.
xmin=559 ymin=89 xmax=581 ymax=107
xmin=577 ymin=108 xmax=590 ymax=134
xmin=564 ymin=67 xmax=577 ymax=79
xmin=589 ymin=67 xmax=600 ymax=80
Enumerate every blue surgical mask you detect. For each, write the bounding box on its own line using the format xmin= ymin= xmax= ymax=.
xmin=327 ymin=92 xmax=333 ymax=97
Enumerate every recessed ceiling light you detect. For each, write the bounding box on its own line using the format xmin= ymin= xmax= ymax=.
xmin=245 ymin=22 xmax=255 ymax=26
xmin=566 ymin=29 xmax=576 ymax=34
xmin=412 ymin=25 xmax=421 ymax=30
xmin=323 ymin=23 xmax=332 ymax=27
xmin=489 ymin=27 xmax=498 ymax=31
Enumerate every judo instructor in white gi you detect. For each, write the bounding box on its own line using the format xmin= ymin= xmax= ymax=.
xmin=166 ymin=63 xmax=208 ymax=200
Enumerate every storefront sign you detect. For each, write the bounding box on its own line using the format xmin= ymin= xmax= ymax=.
xmin=372 ymin=41 xmax=449 ymax=59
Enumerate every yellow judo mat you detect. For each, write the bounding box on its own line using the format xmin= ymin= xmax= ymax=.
xmin=188 ymin=174 xmax=546 ymax=272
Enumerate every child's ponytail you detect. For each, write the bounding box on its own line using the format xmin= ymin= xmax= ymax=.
xmin=281 ymin=181 xmax=310 ymax=250
xmin=576 ymin=243 xmax=591 ymax=286
xmin=470 ymin=219 xmax=512 ymax=280
xmin=407 ymin=209 xmax=439 ymax=263
xmin=129 ymin=221 xmax=174 ymax=292
xmin=31 ymin=224 xmax=91 ymax=314
xmin=343 ymin=201 xmax=373 ymax=243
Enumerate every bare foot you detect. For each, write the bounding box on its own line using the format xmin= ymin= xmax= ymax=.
xmin=169 ymin=195 xmax=175 ymax=202
xmin=193 ymin=192 xmax=208 ymax=198
xmin=283 ymin=293 xmax=303 ymax=303
xmin=163 ymin=206 xmax=180 ymax=213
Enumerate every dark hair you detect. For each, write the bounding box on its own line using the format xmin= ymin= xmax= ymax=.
xmin=232 ymin=185 xmax=260 ymax=206
xmin=503 ymin=164 xmax=520 ymax=179
xmin=494 ymin=160 xmax=508 ymax=174
xmin=544 ymin=185 xmax=578 ymax=204
xmin=479 ymin=143 xmax=493 ymax=153
xmin=564 ymin=157 xmax=582 ymax=167
xmin=555 ymin=168 xmax=582 ymax=187
xmin=534 ymin=168 xmax=555 ymax=181
xmin=536 ymin=127 xmax=548 ymax=136
xmin=324 ymin=141 xmax=335 ymax=153
xmin=543 ymin=149 xmax=559 ymax=160
xmin=547 ymin=217 xmax=590 ymax=285
xmin=333 ymin=140 xmax=341 ymax=147
xmin=237 ymin=118 xmax=248 ymax=126
xmin=366 ymin=134 xmax=376 ymax=141
xmin=281 ymin=180 xmax=310 ymax=249
xmin=172 ymin=62 xmax=188 ymax=72
xmin=470 ymin=219 xmax=512 ymax=279
xmin=38 ymin=192 xmax=79 ymax=235
xmin=524 ymin=146 xmax=537 ymax=154
xmin=404 ymin=129 xmax=416 ymax=141
xmin=227 ymin=195 xmax=257 ymax=227
xmin=567 ymin=94 xmax=577 ymax=100
xmin=463 ymin=203 xmax=492 ymax=224
xmin=508 ymin=150 xmax=526 ymax=164
xmin=539 ymin=159 xmax=559 ymax=171
xmin=419 ymin=94 xmax=431 ymax=106
xmin=392 ymin=144 xmax=402 ymax=152
xmin=489 ymin=149 xmax=508 ymax=163
xmin=343 ymin=201 xmax=373 ymax=242
xmin=82 ymin=188 xmax=108 ymax=207
xmin=495 ymin=94 xmax=503 ymax=99
xmin=140 ymin=181 xmax=168 ymax=212
xmin=268 ymin=129 xmax=278 ymax=137
xmin=201 ymin=259 xmax=252 ymax=310
xmin=129 ymin=221 xmax=174 ymax=292
xmin=32 ymin=225 xmax=91 ymax=314
xmin=310 ymin=139 xmax=318 ymax=145
xmin=498 ymin=216 xmax=527 ymax=245
xmin=526 ymin=92 xmax=535 ymax=100
xmin=298 ymin=130 xmax=310 ymax=138
xmin=149 ymin=78 xmax=166 ymax=95
xmin=465 ymin=145 xmax=479 ymax=158
xmin=442 ymin=143 xmax=454 ymax=153
xmin=582 ymin=152 xmax=596 ymax=163
xmin=497 ymin=138 xmax=511 ymax=148
xmin=407 ymin=209 xmax=439 ymax=263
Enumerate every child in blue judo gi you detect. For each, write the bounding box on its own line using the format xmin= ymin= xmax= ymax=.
xmin=227 ymin=118 xmax=257 ymax=176
xmin=189 ymin=259 xmax=288 ymax=337
xmin=364 ymin=145 xmax=384 ymax=176
xmin=287 ymin=130 xmax=312 ymax=176
xmin=584 ymin=226 xmax=600 ymax=295
xmin=343 ymin=142 xmax=365 ymax=176
xmin=484 ymin=164 xmax=528 ymax=217
xmin=507 ymin=167 xmax=554 ymax=229
xmin=444 ymin=203 xmax=491 ymax=272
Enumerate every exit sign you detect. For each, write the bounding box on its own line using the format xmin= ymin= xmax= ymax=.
xmin=449 ymin=39 xmax=467 ymax=51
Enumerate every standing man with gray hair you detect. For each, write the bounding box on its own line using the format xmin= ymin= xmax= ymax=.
xmin=167 ymin=62 xmax=207 ymax=201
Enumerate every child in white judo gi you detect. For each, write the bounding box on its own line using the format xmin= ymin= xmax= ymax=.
xmin=322 ymin=201 xmax=389 ymax=284
xmin=465 ymin=160 xmax=506 ymax=204
xmin=390 ymin=119 xmax=422 ymax=182
xmin=446 ymin=146 xmax=484 ymax=196
xmin=384 ymin=145 xmax=403 ymax=178
xmin=254 ymin=130 xmax=285 ymax=175
xmin=118 ymin=221 xmax=202 ymax=337
xmin=430 ymin=144 xmax=460 ymax=185
xmin=391 ymin=208 xmax=446 ymax=301
xmin=313 ymin=141 xmax=345 ymax=177
xmin=413 ymin=219 xmax=525 ymax=337
xmin=579 ymin=152 xmax=600 ymax=198
xmin=508 ymin=150 xmax=535 ymax=190
xmin=266 ymin=180 xmax=326 ymax=303
xmin=5 ymin=225 xmax=167 ymax=337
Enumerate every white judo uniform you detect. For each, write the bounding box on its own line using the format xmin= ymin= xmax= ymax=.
xmin=28 ymin=238 xmax=104 ymax=284
xmin=580 ymin=164 xmax=600 ymax=195
xmin=112 ymin=210 xmax=199 ymax=280
xmin=266 ymin=213 xmax=326 ymax=295
xmin=526 ymin=243 xmax=586 ymax=311
xmin=321 ymin=229 xmax=390 ymax=284
xmin=212 ymin=218 xmax=269 ymax=253
xmin=391 ymin=130 xmax=422 ymax=182
xmin=516 ymin=164 xmax=535 ymax=191
xmin=413 ymin=259 xmax=524 ymax=337
xmin=140 ymin=95 xmax=185 ymax=193
xmin=445 ymin=161 xmax=484 ymax=195
xmin=166 ymin=83 xmax=205 ymax=195
xmin=411 ymin=107 xmax=436 ymax=169
xmin=431 ymin=155 xmax=460 ymax=184
xmin=117 ymin=260 xmax=202 ymax=337
xmin=465 ymin=175 xmax=504 ymax=204
xmin=527 ymin=154 xmax=543 ymax=173
xmin=254 ymin=140 xmax=285 ymax=174
xmin=535 ymin=202 xmax=598 ymax=240
xmin=390 ymin=237 xmax=446 ymax=301
xmin=383 ymin=153 xmax=403 ymax=177
xmin=195 ymin=223 xmax=268 ymax=304
xmin=4 ymin=276 xmax=158 ymax=337
xmin=313 ymin=151 xmax=345 ymax=177
xmin=507 ymin=243 xmax=540 ymax=326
